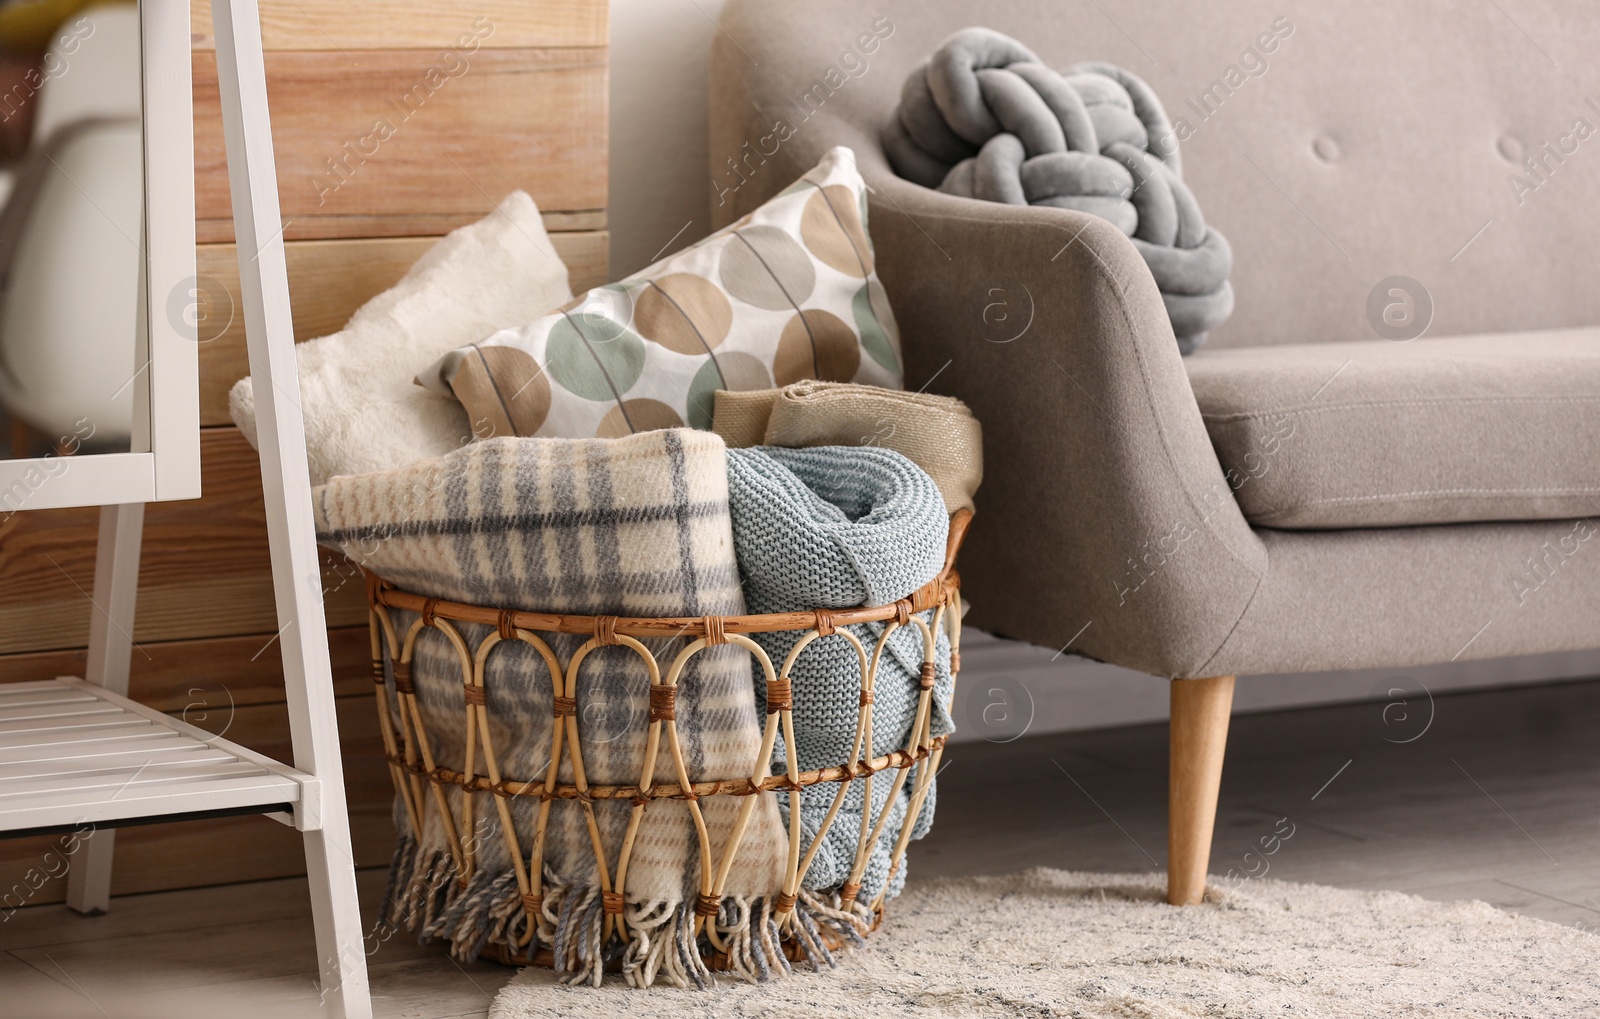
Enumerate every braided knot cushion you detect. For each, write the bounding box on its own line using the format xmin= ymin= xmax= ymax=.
xmin=884 ymin=27 xmax=1234 ymax=352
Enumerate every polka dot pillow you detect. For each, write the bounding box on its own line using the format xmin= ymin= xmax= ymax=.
xmin=414 ymin=146 xmax=903 ymax=439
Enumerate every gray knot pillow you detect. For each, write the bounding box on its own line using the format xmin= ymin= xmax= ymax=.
xmin=884 ymin=26 xmax=1234 ymax=352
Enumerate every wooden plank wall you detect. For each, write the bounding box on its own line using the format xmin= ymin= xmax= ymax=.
xmin=0 ymin=0 xmax=607 ymax=903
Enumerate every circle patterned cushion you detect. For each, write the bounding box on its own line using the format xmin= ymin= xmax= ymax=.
xmin=416 ymin=146 xmax=903 ymax=440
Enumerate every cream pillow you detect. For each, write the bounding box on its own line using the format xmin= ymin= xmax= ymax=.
xmin=415 ymin=146 xmax=903 ymax=440
xmin=229 ymin=190 xmax=572 ymax=486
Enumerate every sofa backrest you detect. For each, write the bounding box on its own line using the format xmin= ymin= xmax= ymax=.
xmin=713 ymin=0 xmax=1600 ymax=348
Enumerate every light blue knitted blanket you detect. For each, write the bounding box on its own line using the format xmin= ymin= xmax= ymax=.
xmin=725 ymin=445 xmax=954 ymax=904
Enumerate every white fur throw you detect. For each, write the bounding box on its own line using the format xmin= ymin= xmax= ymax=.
xmin=229 ymin=191 xmax=572 ymax=487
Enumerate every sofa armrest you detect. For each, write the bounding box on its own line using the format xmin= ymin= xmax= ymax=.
xmin=708 ymin=28 xmax=1264 ymax=677
xmin=866 ymin=173 xmax=1265 ymax=677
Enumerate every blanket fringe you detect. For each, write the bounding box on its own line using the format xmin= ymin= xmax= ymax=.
xmin=800 ymin=887 xmax=871 ymax=949
xmin=384 ymin=836 xmax=875 ymax=987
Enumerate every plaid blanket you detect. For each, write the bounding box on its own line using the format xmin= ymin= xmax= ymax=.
xmin=313 ymin=431 xmax=787 ymax=987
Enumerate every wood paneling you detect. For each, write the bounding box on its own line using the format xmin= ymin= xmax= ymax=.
xmin=195 ymin=232 xmax=609 ymax=427
xmin=0 ymin=428 xmax=367 ymax=656
xmin=192 ymin=48 xmax=608 ymax=243
xmin=191 ymin=0 xmax=608 ymax=51
xmin=0 ymin=627 xmax=371 ymax=707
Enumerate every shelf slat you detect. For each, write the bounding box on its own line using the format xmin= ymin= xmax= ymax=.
xmin=0 ymin=678 xmax=314 ymax=833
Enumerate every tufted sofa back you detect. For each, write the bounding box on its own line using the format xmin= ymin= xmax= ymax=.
xmin=713 ymin=0 xmax=1600 ymax=348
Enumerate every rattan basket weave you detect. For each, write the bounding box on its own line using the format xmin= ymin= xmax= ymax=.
xmin=363 ymin=509 xmax=971 ymax=972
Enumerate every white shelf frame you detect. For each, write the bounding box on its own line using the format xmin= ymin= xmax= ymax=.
xmin=0 ymin=2 xmax=372 ymax=1016
xmin=208 ymin=0 xmax=373 ymax=1010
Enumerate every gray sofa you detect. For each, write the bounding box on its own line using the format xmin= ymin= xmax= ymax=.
xmin=709 ymin=0 xmax=1600 ymax=903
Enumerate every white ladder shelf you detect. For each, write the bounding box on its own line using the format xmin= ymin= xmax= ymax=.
xmin=0 ymin=1 xmax=372 ymax=1015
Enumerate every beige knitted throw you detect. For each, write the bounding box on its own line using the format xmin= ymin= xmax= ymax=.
xmin=712 ymin=382 xmax=983 ymax=513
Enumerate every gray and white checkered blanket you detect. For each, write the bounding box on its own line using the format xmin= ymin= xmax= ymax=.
xmin=313 ymin=431 xmax=787 ymax=987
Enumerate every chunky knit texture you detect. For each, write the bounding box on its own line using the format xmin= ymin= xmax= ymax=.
xmin=884 ymin=27 xmax=1234 ymax=351
xmin=725 ymin=446 xmax=953 ymax=900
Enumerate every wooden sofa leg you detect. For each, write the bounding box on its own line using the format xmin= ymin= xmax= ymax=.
xmin=1168 ymin=675 xmax=1235 ymax=905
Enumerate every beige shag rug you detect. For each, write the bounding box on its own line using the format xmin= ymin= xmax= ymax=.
xmin=490 ymin=868 xmax=1600 ymax=1018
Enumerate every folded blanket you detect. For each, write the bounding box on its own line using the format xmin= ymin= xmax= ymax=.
xmin=713 ymin=382 xmax=984 ymax=514
xmin=312 ymin=431 xmax=788 ymax=988
xmin=725 ymin=445 xmax=954 ymax=903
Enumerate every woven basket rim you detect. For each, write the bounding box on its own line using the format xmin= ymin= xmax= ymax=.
xmin=363 ymin=507 xmax=972 ymax=639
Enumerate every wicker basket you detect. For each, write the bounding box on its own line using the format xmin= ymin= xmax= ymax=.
xmin=362 ymin=509 xmax=972 ymax=973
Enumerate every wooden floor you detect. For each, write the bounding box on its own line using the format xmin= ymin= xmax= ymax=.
xmin=5 ymin=678 xmax=1597 ymax=1017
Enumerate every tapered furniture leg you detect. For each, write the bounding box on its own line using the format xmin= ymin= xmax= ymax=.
xmin=1168 ymin=675 xmax=1234 ymax=905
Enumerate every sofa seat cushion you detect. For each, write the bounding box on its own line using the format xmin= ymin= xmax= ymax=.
xmin=1185 ymin=330 xmax=1600 ymax=529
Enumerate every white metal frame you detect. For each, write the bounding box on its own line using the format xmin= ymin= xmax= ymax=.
xmin=0 ymin=0 xmax=199 ymax=508
xmin=0 ymin=2 xmax=371 ymax=1015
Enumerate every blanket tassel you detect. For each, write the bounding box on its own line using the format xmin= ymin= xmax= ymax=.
xmin=384 ymin=834 xmax=877 ymax=987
